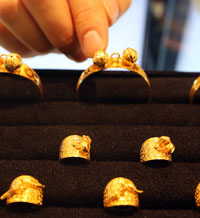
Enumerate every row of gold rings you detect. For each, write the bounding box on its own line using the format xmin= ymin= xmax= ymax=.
xmin=0 ymin=50 xmax=199 ymax=103
xmin=0 ymin=49 xmax=151 ymax=102
xmin=1 ymin=175 xmax=200 ymax=210
xmin=76 ymin=48 xmax=200 ymax=103
xmin=0 ymin=135 xmax=175 ymax=207
xmin=59 ymin=135 xmax=175 ymax=164
xmin=0 ymin=49 xmax=150 ymax=101
xmin=105 ymin=178 xmax=200 ymax=209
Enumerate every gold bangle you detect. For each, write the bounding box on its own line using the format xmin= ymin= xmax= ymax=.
xmin=189 ymin=76 xmax=200 ymax=103
xmin=76 ymin=48 xmax=152 ymax=102
xmin=0 ymin=175 xmax=45 ymax=206
xmin=0 ymin=53 xmax=43 ymax=99
xmin=103 ymin=177 xmax=143 ymax=209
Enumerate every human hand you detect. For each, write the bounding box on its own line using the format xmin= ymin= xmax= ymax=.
xmin=0 ymin=0 xmax=131 ymax=62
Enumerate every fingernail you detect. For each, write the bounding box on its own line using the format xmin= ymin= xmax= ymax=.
xmin=103 ymin=0 xmax=119 ymax=25
xmin=82 ymin=30 xmax=104 ymax=57
xmin=67 ymin=52 xmax=87 ymax=63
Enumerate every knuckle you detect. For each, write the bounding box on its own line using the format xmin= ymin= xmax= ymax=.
xmin=0 ymin=22 xmax=6 ymax=32
xmin=18 ymin=50 xmax=35 ymax=58
xmin=74 ymin=7 xmax=98 ymax=30
xmin=54 ymin=33 xmax=74 ymax=53
xmin=32 ymin=43 xmax=53 ymax=54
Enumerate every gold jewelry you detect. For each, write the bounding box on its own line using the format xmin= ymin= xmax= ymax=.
xmin=59 ymin=135 xmax=91 ymax=161
xmin=189 ymin=76 xmax=200 ymax=103
xmin=0 ymin=175 xmax=45 ymax=206
xmin=195 ymin=183 xmax=200 ymax=207
xmin=103 ymin=177 xmax=143 ymax=208
xmin=0 ymin=53 xmax=43 ymax=98
xmin=140 ymin=136 xmax=175 ymax=163
xmin=76 ymin=48 xmax=152 ymax=102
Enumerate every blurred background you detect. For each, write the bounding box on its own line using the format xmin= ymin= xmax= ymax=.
xmin=0 ymin=0 xmax=200 ymax=72
xmin=143 ymin=0 xmax=200 ymax=72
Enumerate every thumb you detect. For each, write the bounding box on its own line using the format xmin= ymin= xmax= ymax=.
xmin=68 ymin=0 xmax=109 ymax=57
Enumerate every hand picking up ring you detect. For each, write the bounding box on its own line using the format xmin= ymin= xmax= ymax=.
xmin=76 ymin=48 xmax=152 ymax=102
xmin=189 ymin=76 xmax=200 ymax=103
xmin=0 ymin=53 xmax=43 ymax=99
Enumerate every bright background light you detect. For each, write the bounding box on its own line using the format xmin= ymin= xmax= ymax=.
xmin=175 ymin=2 xmax=200 ymax=72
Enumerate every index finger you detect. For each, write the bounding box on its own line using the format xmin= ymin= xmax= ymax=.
xmin=68 ymin=0 xmax=109 ymax=57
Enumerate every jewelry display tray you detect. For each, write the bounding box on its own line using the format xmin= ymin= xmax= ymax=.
xmin=0 ymin=69 xmax=200 ymax=218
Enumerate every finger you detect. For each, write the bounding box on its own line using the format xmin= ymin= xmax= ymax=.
xmin=68 ymin=0 xmax=109 ymax=57
xmin=0 ymin=22 xmax=34 ymax=57
xmin=66 ymin=46 xmax=88 ymax=62
xmin=103 ymin=0 xmax=132 ymax=26
xmin=0 ymin=0 xmax=52 ymax=53
xmin=115 ymin=0 xmax=132 ymax=16
xmin=22 ymin=0 xmax=86 ymax=61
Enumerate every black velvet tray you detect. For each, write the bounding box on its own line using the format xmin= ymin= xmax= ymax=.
xmin=0 ymin=69 xmax=200 ymax=218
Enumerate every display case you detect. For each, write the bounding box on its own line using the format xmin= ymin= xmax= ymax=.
xmin=0 ymin=69 xmax=200 ymax=217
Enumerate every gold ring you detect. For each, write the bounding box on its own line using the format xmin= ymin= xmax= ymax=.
xmin=140 ymin=136 xmax=175 ymax=163
xmin=189 ymin=76 xmax=200 ymax=103
xmin=103 ymin=177 xmax=143 ymax=208
xmin=0 ymin=53 xmax=43 ymax=98
xmin=76 ymin=48 xmax=152 ymax=102
xmin=195 ymin=183 xmax=200 ymax=207
xmin=59 ymin=135 xmax=91 ymax=161
xmin=0 ymin=175 xmax=45 ymax=206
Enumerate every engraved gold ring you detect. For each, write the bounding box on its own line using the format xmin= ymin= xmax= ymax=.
xmin=76 ymin=48 xmax=152 ymax=102
xmin=0 ymin=53 xmax=43 ymax=98
xmin=59 ymin=135 xmax=91 ymax=161
xmin=0 ymin=175 xmax=45 ymax=206
xmin=189 ymin=76 xmax=200 ymax=103
xmin=103 ymin=177 xmax=143 ymax=209
xmin=140 ymin=136 xmax=175 ymax=163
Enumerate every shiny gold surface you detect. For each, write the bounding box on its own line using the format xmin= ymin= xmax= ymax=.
xmin=189 ymin=76 xmax=200 ymax=103
xmin=103 ymin=177 xmax=143 ymax=208
xmin=76 ymin=48 xmax=152 ymax=102
xmin=59 ymin=135 xmax=91 ymax=160
xmin=140 ymin=136 xmax=175 ymax=163
xmin=0 ymin=53 xmax=43 ymax=98
xmin=195 ymin=183 xmax=200 ymax=207
xmin=0 ymin=175 xmax=45 ymax=206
